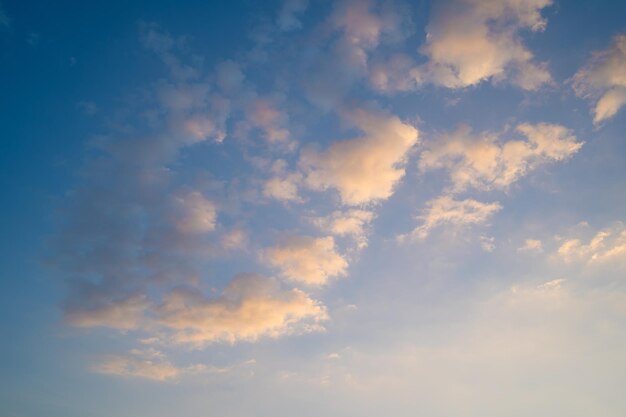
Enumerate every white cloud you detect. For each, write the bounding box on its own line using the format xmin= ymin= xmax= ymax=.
xmin=419 ymin=123 xmax=583 ymax=193
xmin=409 ymin=196 xmax=502 ymax=240
xmin=573 ymin=34 xmax=626 ymax=123
xmin=557 ymin=223 xmax=626 ymax=264
xmin=310 ymin=209 xmax=375 ymax=249
xmin=156 ymin=274 xmax=328 ymax=345
xmin=417 ymin=0 xmax=553 ymax=90
xmin=263 ymin=236 xmax=348 ymax=285
xmin=300 ymin=108 xmax=419 ymax=205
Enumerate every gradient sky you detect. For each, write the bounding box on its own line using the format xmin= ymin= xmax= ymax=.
xmin=1 ymin=1 xmax=626 ymax=416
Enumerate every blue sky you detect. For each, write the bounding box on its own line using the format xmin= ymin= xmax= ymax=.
xmin=1 ymin=1 xmax=626 ymax=416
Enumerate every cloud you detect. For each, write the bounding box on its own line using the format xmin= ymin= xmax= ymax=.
xmin=247 ymin=98 xmax=291 ymax=144
xmin=310 ymin=209 xmax=375 ymax=249
xmin=330 ymin=0 xmax=413 ymax=69
xmin=277 ymin=0 xmax=309 ymax=31
xmin=573 ymin=34 xmax=626 ymax=123
xmin=518 ymin=238 xmax=543 ymax=253
xmin=0 ymin=2 xmax=10 ymax=29
xmin=557 ymin=223 xmax=626 ymax=264
xmin=220 ymin=227 xmax=248 ymax=251
xmin=93 ymin=349 xmax=182 ymax=381
xmin=409 ymin=196 xmax=502 ymax=240
xmin=171 ymin=191 xmax=217 ymax=234
xmin=92 ymin=348 xmax=219 ymax=381
xmin=300 ymin=108 xmax=419 ymax=205
xmin=419 ymin=123 xmax=583 ymax=193
xmin=156 ymin=274 xmax=328 ymax=345
xmin=65 ymin=294 xmax=150 ymax=330
xmin=263 ymin=236 xmax=348 ymax=285
xmin=417 ymin=0 xmax=553 ymax=89
xmin=262 ymin=160 xmax=303 ymax=202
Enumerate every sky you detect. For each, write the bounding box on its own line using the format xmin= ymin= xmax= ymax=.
xmin=0 ymin=0 xmax=625 ymax=416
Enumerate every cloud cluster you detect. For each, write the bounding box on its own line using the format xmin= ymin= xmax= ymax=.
xmin=420 ymin=0 xmax=553 ymax=89
xmin=557 ymin=223 xmax=626 ymax=264
xmin=370 ymin=0 xmax=553 ymax=92
xmin=300 ymin=108 xmax=419 ymax=205
xmin=419 ymin=123 xmax=583 ymax=192
xmin=156 ymin=274 xmax=328 ymax=345
xmin=67 ymin=273 xmax=327 ymax=348
xmin=573 ymin=34 xmax=626 ymax=123
xmin=263 ymin=236 xmax=348 ymax=285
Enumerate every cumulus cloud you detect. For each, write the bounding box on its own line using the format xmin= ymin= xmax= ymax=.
xmin=300 ymin=108 xmax=419 ymax=205
xmin=408 ymin=196 xmax=502 ymax=240
xmin=419 ymin=123 xmax=583 ymax=193
xmin=156 ymin=274 xmax=328 ymax=345
xmin=573 ymin=34 xmax=626 ymax=123
xmin=310 ymin=209 xmax=375 ymax=249
xmin=557 ymin=223 xmax=626 ymax=264
xmin=247 ymin=98 xmax=291 ymax=144
xmin=330 ymin=0 xmax=412 ymax=69
xmin=263 ymin=236 xmax=348 ymax=285
xmin=66 ymin=272 xmax=327 ymax=348
xmin=262 ymin=160 xmax=303 ymax=202
xmin=418 ymin=0 xmax=553 ymax=89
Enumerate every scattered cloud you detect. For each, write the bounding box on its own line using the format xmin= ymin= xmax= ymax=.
xmin=221 ymin=227 xmax=248 ymax=251
xmin=557 ymin=223 xmax=626 ymax=264
xmin=263 ymin=236 xmax=348 ymax=285
xmin=518 ymin=238 xmax=543 ymax=253
xmin=573 ymin=34 xmax=626 ymax=123
xmin=92 ymin=348 xmax=231 ymax=381
xmin=310 ymin=209 xmax=375 ymax=249
xmin=408 ymin=196 xmax=502 ymax=240
xmin=300 ymin=108 xmax=419 ymax=205
xmin=418 ymin=0 xmax=553 ymax=89
xmin=171 ymin=191 xmax=217 ymax=235
xmin=262 ymin=160 xmax=303 ymax=202
xmin=419 ymin=123 xmax=583 ymax=193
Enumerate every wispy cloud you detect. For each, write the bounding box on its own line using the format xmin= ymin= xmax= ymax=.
xmin=573 ymin=34 xmax=626 ymax=124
